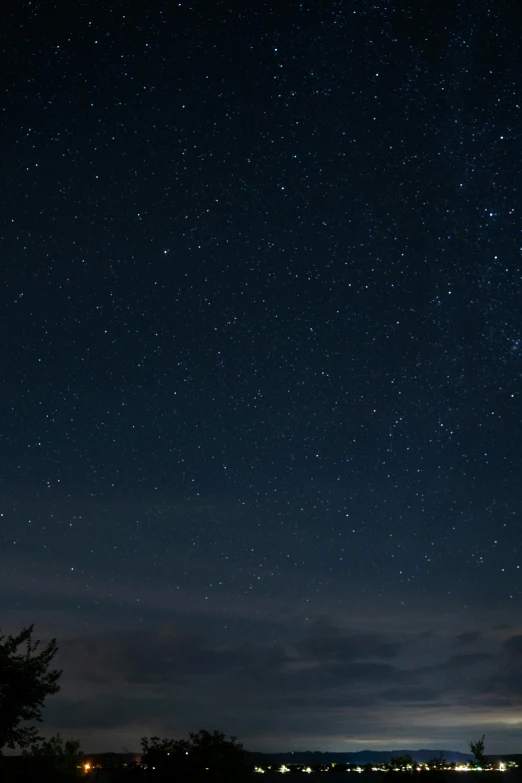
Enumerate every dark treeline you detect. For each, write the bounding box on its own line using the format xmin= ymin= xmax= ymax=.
xmin=0 ymin=729 xmax=248 ymax=782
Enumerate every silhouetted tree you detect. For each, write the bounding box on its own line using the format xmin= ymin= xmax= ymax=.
xmin=141 ymin=735 xmax=190 ymax=780
xmin=141 ymin=729 xmax=246 ymax=782
xmin=22 ymin=733 xmax=84 ymax=782
xmin=0 ymin=625 xmax=61 ymax=751
xmin=390 ymin=755 xmax=415 ymax=771
xmin=469 ymin=735 xmax=488 ymax=768
xmin=427 ymin=754 xmax=447 ymax=771
xmin=189 ymin=729 xmax=246 ymax=781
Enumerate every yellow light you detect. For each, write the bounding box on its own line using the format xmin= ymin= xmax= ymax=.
xmin=84 ymin=763 xmax=91 ymax=771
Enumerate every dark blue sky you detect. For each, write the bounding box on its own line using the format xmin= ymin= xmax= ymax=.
xmin=1 ymin=0 xmax=522 ymax=754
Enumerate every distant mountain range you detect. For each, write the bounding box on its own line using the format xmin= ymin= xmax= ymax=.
xmin=245 ymin=750 xmax=475 ymax=765
xmin=84 ymin=749 xmax=522 ymax=766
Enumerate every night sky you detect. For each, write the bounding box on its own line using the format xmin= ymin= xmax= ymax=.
xmin=2 ymin=0 xmax=522 ymax=755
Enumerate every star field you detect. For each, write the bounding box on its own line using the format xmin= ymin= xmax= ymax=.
xmin=1 ymin=0 xmax=522 ymax=755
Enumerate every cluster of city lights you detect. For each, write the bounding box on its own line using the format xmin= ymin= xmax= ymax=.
xmin=82 ymin=759 xmax=517 ymax=775
xmin=251 ymin=761 xmax=517 ymax=775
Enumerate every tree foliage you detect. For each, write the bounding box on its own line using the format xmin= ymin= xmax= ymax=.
xmin=0 ymin=734 xmax=83 ymax=783
xmin=141 ymin=729 xmax=246 ymax=782
xmin=390 ymin=755 xmax=415 ymax=770
xmin=22 ymin=733 xmax=84 ymax=782
xmin=469 ymin=735 xmax=488 ymax=768
xmin=0 ymin=625 xmax=62 ymax=751
xmin=25 ymin=733 xmax=83 ymax=766
xmin=427 ymin=754 xmax=447 ymax=771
